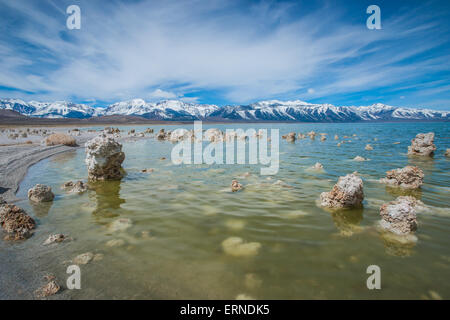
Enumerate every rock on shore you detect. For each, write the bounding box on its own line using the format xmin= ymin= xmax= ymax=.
xmin=407 ymin=132 xmax=436 ymax=156
xmin=320 ymin=173 xmax=364 ymax=208
xmin=0 ymin=203 xmax=36 ymax=240
xmin=380 ymin=166 xmax=424 ymax=189
xmin=43 ymin=133 xmax=77 ymax=147
xmin=85 ymin=134 xmax=125 ymax=181
xmin=379 ymin=196 xmax=424 ymax=235
xmin=28 ymin=184 xmax=54 ymax=202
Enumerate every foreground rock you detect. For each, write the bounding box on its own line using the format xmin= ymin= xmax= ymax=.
xmin=320 ymin=173 xmax=364 ymax=208
xmin=43 ymin=133 xmax=77 ymax=147
xmin=380 ymin=166 xmax=424 ymax=189
xmin=35 ymin=280 xmax=60 ymax=298
xmin=62 ymin=181 xmax=88 ymax=193
xmin=85 ymin=134 xmax=125 ymax=181
xmin=27 ymin=184 xmax=54 ymax=203
xmin=0 ymin=203 xmax=36 ymax=240
xmin=353 ymin=156 xmax=366 ymax=161
xmin=379 ymin=196 xmax=424 ymax=235
xmin=407 ymin=132 xmax=436 ymax=156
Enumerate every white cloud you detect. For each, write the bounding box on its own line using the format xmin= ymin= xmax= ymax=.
xmin=149 ymin=89 xmax=177 ymax=100
xmin=0 ymin=0 xmax=448 ymax=109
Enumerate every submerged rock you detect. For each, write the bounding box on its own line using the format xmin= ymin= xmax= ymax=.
xmin=73 ymin=252 xmax=94 ymax=265
xmin=0 ymin=203 xmax=36 ymax=240
xmin=445 ymin=149 xmax=450 ymax=157
xmin=407 ymin=132 xmax=436 ymax=156
xmin=62 ymin=181 xmax=88 ymax=193
xmin=222 ymin=237 xmax=261 ymax=257
xmin=28 ymin=184 xmax=54 ymax=202
xmin=231 ymin=180 xmax=243 ymax=192
xmin=365 ymin=144 xmax=373 ymax=151
xmin=106 ymin=239 xmax=125 ymax=247
xmin=312 ymin=162 xmax=324 ymax=170
xmin=320 ymin=173 xmax=364 ymax=208
xmin=379 ymin=196 xmax=423 ymax=235
xmin=43 ymin=234 xmax=68 ymax=245
xmin=108 ymin=218 xmax=132 ymax=232
xmin=141 ymin=168 xmax=154 ymax=173
xmin=334 ymin=134 xmax=339 ymax=140
xmin=353 ymin=156 xmax=366 ymax=161
xmin=85 ymin=134 xmax=125 ymax=181
xmin=380 ymin=166 xmax=424 ymax=189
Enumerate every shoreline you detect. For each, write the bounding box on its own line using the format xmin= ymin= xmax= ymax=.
xmin=0 ymin=129 xmax=151 ymax=203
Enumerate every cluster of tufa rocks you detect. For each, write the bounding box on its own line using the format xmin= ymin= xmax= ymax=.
xmin=407 ymin=132 xmax=436 ymax=156
xmin=380 ymin=166 xmax=424 ymax=189
xmin=379 ymin=196 xmax=424 ymax=235
xmin=320 ymin=173 xmax=364 ymax=208
xmin=0 ymin=202 xmax=36 ymax=240
xmin=85 ymin=134 xmax=125 ymax=181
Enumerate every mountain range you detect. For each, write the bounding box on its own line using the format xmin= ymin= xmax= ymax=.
xmin=0 ymin=98 xmax=448 ymax=122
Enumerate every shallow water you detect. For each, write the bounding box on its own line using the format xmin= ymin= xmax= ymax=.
xmin=5 ymin=122 xmax=450 ymax=299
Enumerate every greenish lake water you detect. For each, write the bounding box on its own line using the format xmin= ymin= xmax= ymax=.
xmin=10 ymin=122 xmax=450 ymax=299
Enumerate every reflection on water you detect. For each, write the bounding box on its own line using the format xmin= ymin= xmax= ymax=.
xmin=89 ymin=180 xmax=125 ymax=218
xmin=6 ymin=122 xmax=450 ymax=299
xmin=330 ymin=208 xmax=364 ymax=237
xmin=384 ymin=185 xmax=423 ymax=199
xmin=29 ymin=200 xmax=53 ymax=217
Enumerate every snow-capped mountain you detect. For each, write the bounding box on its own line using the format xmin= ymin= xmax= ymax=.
xmin=0 ymin=99 xmax=97 ymax=119
xmin=208 ymin=100 xmax=449 ymax=122
xmin=0 ymin=98 xmax=448 ymax=122
xmin=103 ymin=99 xmax=219 ymax=120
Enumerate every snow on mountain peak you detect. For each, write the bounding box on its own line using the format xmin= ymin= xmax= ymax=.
xmin=0 ymin=98 xmax=448 ymax=122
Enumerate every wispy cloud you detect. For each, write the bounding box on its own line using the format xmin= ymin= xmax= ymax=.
xmin=0 ymin=0 xmax=449 ymax=109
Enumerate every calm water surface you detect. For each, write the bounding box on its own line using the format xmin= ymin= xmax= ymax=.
xmin=8 ymin=122 xmax=450 ymax=299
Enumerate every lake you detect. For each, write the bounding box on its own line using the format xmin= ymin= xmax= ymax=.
xmin=8 ymin=122 xmax=450 ymax=299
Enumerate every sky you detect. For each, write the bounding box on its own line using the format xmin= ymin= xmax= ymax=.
xmin=0 ymin=0 xmax=449 ymax=110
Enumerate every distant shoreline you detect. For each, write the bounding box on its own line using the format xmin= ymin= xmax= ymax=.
xmin=0 ymin=118 xmax=448 ymax=127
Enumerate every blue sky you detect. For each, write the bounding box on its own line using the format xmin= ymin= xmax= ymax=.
xmin=0 ymin=0 xmax=449 ymax=110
